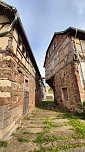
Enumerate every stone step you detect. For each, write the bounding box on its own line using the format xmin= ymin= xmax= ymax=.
xmin=59 ymin=147 xmax=85 ymax=152
xmin=22 ymin=127 xmax=43 ymax=133
xmin=22 ymin=123 xmax=46 ymax=128
xmin=49 ymin=125 xmax=75 ymax=133
xmin=51 ymin=118 xmax=69 ymax=124
xmin=41 ymin=139 xmax=85 ymax=150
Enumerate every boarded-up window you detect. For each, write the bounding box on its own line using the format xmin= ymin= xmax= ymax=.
xmin=62 ymin=87 xmax=68 ymax=101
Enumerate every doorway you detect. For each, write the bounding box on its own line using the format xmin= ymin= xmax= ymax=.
xmin=23 ymin=79 xmax=29 ymax=115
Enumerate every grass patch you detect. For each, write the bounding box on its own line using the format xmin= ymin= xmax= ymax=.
xmin=63 ymin=113 xmax=81 ymax=119
xmin=33 ymin=136 xmax=47 ymax=143
xmin=63 ymin=112 xmax=85 ymax=138
xmin=39 ymin=100 xmax=55 ymax=109
xmin=48 ymin=143 xmax=85 ymax=151
xmin=43 ymin=117 xmax=54 ymax=129
xmin=69 ymin=119 xmax=85 ymax=137
xmin=36 ymin=128 xmax=49 ymax=136
xmin=33 ymin=134 xmax=72 ymax=143
xmin=33 ymin=143 xmax=85 ymax=152
xmin=24 ymin=117 xmax=30 ymax=120
xmin=23 ymin=131 xmax=32 ymax=134
xmin=0 ymin=141 xmax=8 ymax=147
xmin=33 ymin=147 xmax=46 ymax=152
xmin=17 ymin=137 xmax=30 ymax=142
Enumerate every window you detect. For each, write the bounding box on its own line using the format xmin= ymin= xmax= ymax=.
xmin=62 ymin=87 xmax=68 ymax=101
xmin=18 ymin=35 xmax=22 ymax=50
xmin=25 ymin=79 xmax=28 ymax=88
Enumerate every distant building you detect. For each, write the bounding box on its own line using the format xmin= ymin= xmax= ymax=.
xmin=0 ymin=1 xmax=43 ymax=140
xmin=45 ymin=86 xmax=54 ymax=100
xmin=44 ymin=27 xmax=85 ymax=112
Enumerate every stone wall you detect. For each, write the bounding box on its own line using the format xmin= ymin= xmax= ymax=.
xmin=45 ymin=32 xmax=84 ymax=112
xmin=0 ymin=51 xmax=37 ymax=140
xmin=54 ymin=62 xmax=82 ymax=112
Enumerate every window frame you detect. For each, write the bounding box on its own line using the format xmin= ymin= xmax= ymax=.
xmin=61 ymin=87 xmax=69 ymax=102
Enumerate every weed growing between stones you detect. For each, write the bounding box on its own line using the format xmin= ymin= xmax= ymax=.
xmin=0 ymin=141 xmax=8 ymax=147
xmin=63 ymin=112 xmax=85 ymax=138
xmin=17 ymin=137 xmax=30 ymax=142
xmin=33 ymin=143 xmax=85 ymax=152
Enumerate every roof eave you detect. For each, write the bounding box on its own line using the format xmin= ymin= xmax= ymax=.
xmin=0 ymin=0 xmax=41 ymax=78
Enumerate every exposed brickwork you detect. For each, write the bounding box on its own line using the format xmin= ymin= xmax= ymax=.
xmin=0 ymin=51 xmax=41 ymax=140
xmin=44 ymin=28 xmax=85 ymax=112
xmin=54 ymin=62 xmax=82 ymax=111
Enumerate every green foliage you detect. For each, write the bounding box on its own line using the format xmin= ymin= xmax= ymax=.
xmin=33 ymin=147 xmax=46 ymax=152
xmin=48 ymin=143 xmax=85 ymax=151
xmin=48 ymin=87 xmax=53 ymax=93
xmin=69 ymin=119 xmax=85 ymax=136
xmin=0 ymin=141 xmax=8 ymax=147
xmin=17 ymin=137 xmax=30 ymax=142
xmin=33 ymin=136 xmax=47 ymax=143
xmin=34 ymin=143 xmax=85 ymax=152
xmin=63 ymin=112 xmax=85 ymax=138
xmin=33 ymin=134 xmax=71 ymax=144
xmin=23 ymin=131 xmax=31 ymax=134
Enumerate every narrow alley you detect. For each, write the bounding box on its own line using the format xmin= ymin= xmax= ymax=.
xmin=1 ymin=101 xmax=85 ymax=152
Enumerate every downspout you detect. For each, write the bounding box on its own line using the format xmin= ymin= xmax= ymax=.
xmin=0 ymin=7 xmax=18 ymax=37
xmin=74 ymin=29 xmax=85 ymax=89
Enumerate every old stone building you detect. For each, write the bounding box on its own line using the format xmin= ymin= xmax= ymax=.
xmin=0 ymin=1 xmax=43 ymax=140
xmin=44 ymin=27 xmax=85 ymax=112
xmin=45 ymin=86 xmax=54 ymax=100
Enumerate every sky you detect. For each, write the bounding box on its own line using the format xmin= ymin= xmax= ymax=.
xmin=5 ymin=0 xmax=85 ymax=77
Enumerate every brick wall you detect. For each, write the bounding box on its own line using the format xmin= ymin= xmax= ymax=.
xmin=0 ymin=51 xmax=39 ymax=140
xmin=54 ymin=62 xmax=82 ymax=112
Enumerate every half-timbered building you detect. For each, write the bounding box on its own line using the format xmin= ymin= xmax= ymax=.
xmin=44 ymin=27 xmax=85 ymax=112
xmin=0 ymin=0 xmax=43 ymax=140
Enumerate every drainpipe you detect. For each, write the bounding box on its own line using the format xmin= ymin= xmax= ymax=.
xmin=74 ymin=29 xmax=85 ymax=89
xmin=0 ymin=7 xmax=18 ymax=37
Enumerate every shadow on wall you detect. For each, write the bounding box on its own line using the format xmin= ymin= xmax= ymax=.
xmin=38 ymin=100 xmax=85 ymax=121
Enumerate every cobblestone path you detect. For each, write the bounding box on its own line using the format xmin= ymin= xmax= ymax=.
xmin=1 ymin=101 xmax=85 ymax=152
